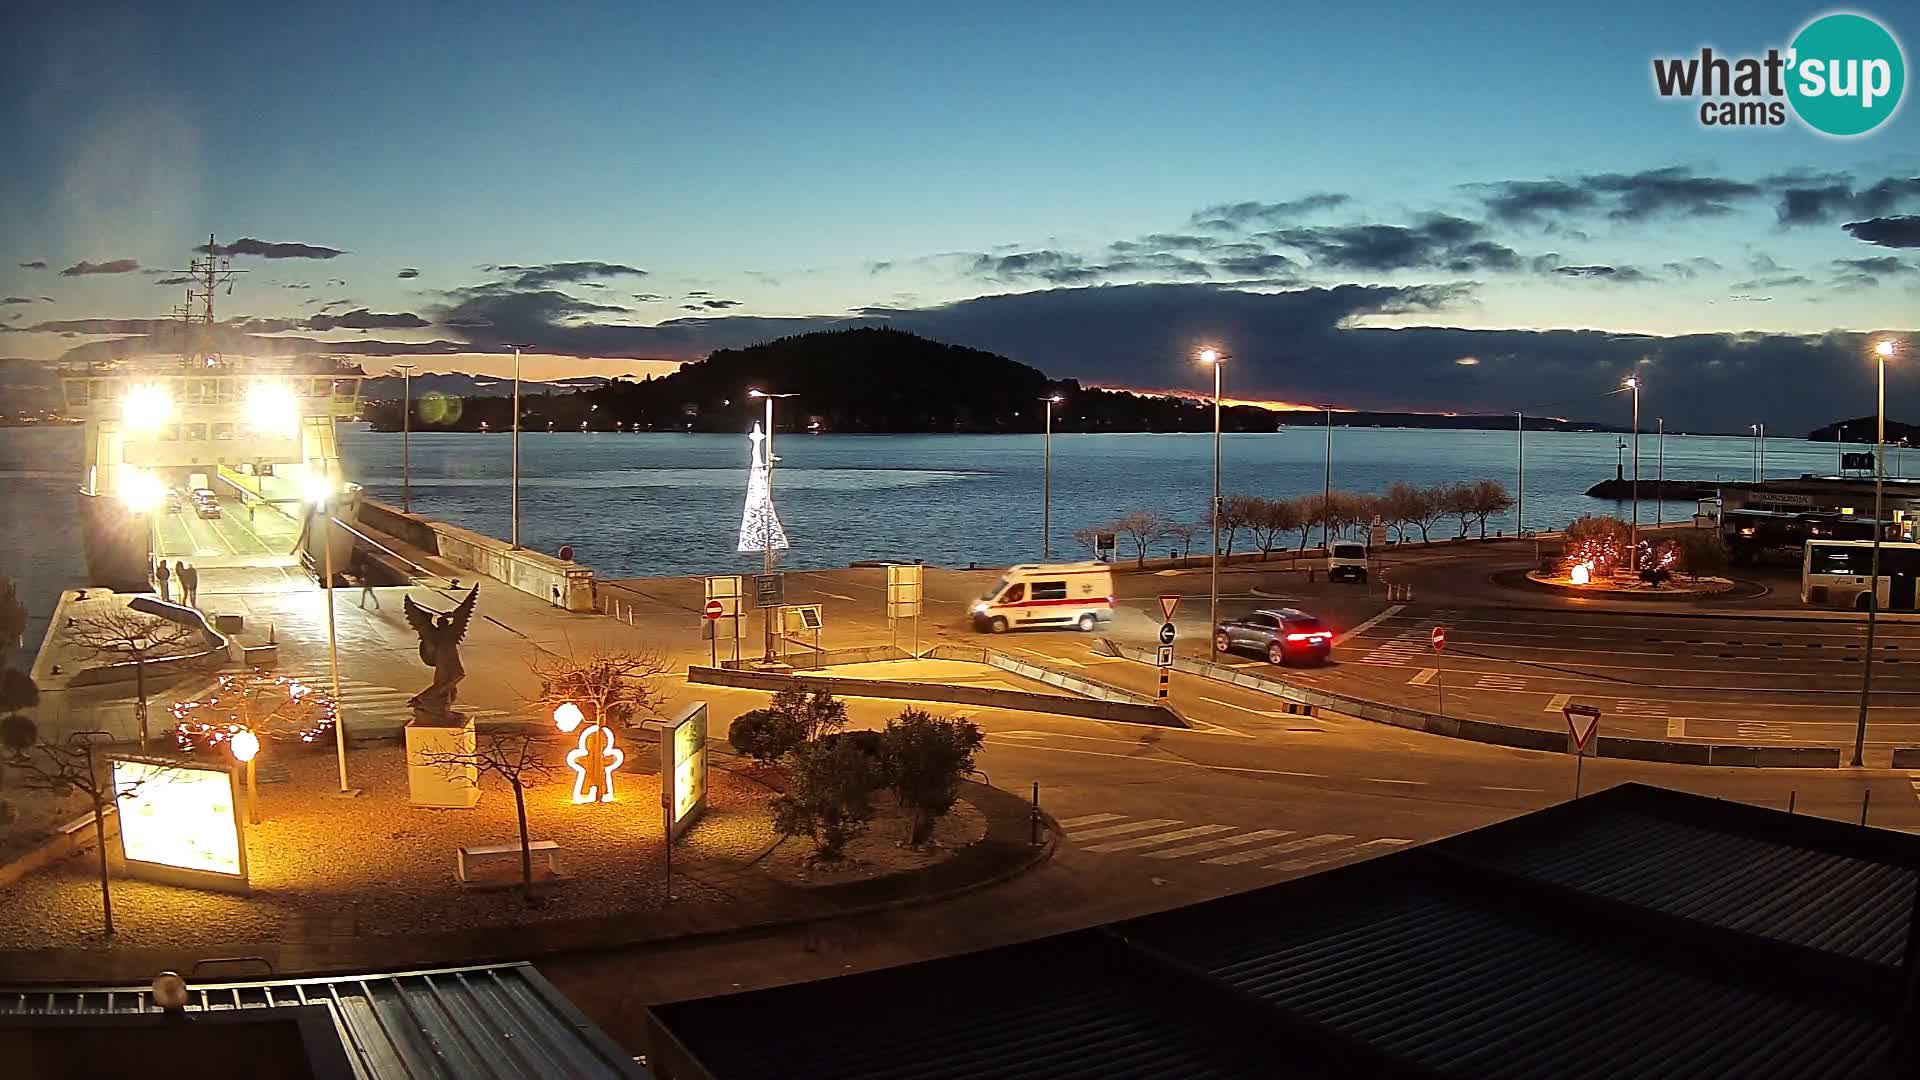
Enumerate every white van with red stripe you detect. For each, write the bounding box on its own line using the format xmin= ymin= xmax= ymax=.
xmin=970 ymin=562 xmax=1115 ymax=634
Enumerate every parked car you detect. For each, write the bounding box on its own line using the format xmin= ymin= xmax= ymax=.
xmin=1214 ymin=607 xmax=1334 ymax=666
xmin=1328 ymin=542 xmax=1370 ymax=583
xmin=165 ymin=488 xmax=185 ymax=514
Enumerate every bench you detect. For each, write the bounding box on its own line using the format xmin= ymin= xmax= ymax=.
xmin=456 ymin=840 xmax=562 ymax=884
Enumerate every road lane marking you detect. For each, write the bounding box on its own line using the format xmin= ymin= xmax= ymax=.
xmin=1144 ymin=829 xmax=1295 ymax=859
xmin=1480 ymin=786 xmax=1546 ymax=793
xmin=1668 ymin=716 xmax=1686 ymax=739
xmin=816 ymin=591 xmax=858 ymax=601
xmin=1057 ymin=812 xmax=1125 ymax=828
xmin=1086 ymin=824 xmax=1237 ymax=853
xmin=1335 ymin=604 xmax=1405 ymax=646
xmin=989 ymin=741 xmax=1328 ymax=778
xmin=1182 ymin=716 xmax=1256 ymax=738
xmin=1409 ymin=668 xmax=1438 ymax=686
xmin=1199 ymin=696 xmax=1292 ymax=718
xmin=1016 ymin=647 xmax=1082 ymax=667
xmin=1266 ymin=837 xmax=1412 ymax=872
xmin=1544 ymin=693 xmax=1570 ymax=713
xmin=1205 ymin=833 xmax=1352 ymax=866
xmin=1067 ymin=818 xmax=1181 ymax=841
xmin=1364 ymin=777 xmax=1425 ymax=786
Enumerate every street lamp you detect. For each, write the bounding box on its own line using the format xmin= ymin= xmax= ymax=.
xmin=1749 ymin=422 xmax=1767 ymax=481
xmin=231 ymin=728 xmax=260 ymax=824
xmin=1621 ymin=376 xmax=1640 ymax=573
xmin=1655 ymin=417 xmax=1665 ymax=526
xmin=1322 ymin=405 xmax=1334 ymax=549
xmin=1198 ymin=348 xmax=1224 ymax=661
xmin=1854 ymin=337 xmax=1899 ymax=767
xmin=1515 ymin=411 xmax=1525 ymax=536
xmin=503 ymin=344 xmax=535 ymax=549
xmin=392 ymin=365 xmax=416 ymax=513
xmin=306 ymin=475 xmax=349 ymax=792
xmin=1040 ymin=394 xmax=1062 ymax=560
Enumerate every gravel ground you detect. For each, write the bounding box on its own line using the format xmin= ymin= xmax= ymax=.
xmin=0 ymin=740 xmax=776 ymax=950
xmin=761 ymin=794 xmax=988 ymax=886
xmin=0 ymin=781 xmax=88 ymax=864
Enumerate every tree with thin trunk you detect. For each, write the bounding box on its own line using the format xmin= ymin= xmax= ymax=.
xmin=1162 ymin=521 xmax=1197 ymax=565
xmin=1386 ymin=482 xmax=1447 ymax=543
xmin=528 ymin=646 xmax=671 ymax=738
xmin=1112 ymin=510 xmax=1169 ymax=568
xmin=8 ymin=732 xmax=173 ymax=936
xmin=1468 ymin=479 xmax=1515 ymax=538
xmin=880 ymin=708 xmax=984 ymax=847
xmin=1070 ymin=524 xmax=1108 ymax=560
xmin=1 ymin=668 xmax=41 ymax=790
xmin=415 ymin=726 xmax=563 ymax=901
xmin=1441 ymin=482 xmax=1476 ymax=539
xmin=1220 ymin=496 xmax=1256 ymax=557
xmin=66 ymin=609 xmax=202 ymax=748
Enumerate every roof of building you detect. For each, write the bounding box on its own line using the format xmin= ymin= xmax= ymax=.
xmin=649 ymin=783 xmax=1918 ymax=1080
xmin=1 ymin=962 xmax=648 ymax=1080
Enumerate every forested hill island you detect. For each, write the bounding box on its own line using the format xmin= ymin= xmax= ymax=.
xmin=358 ymin=328 xmax=1624 ymax=436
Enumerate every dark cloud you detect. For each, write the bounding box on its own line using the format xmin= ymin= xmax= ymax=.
xmin=1188 ymin=193 xmax=1349 ymax=230
xmin=433 ymin=285 xmax=632 ymax=336
xmin=282 ymin=282 xmax=311 ymax=290
xmin=1 ymin=297 xmax=37 ymax=305
xmin=1661 ymin=257 xmax=1722 ymax=280
xmin=59 ymin=259 xmax=140 ymax=276
xmin=487 ymin=261 xmax=646 ymax=289
xmin=684 ymin=290 xmax=712 ymax=298
xmin=700 ymin=299 xmax=741 ymax=309
xmin=303 ymin=309 xmax=429 ymax=331
xmin=1551 ymin=265 xmax=1653 ymax=282
xmin=1843 ymin=216 xmax=1920 ymax=248
xmin=1470 ymin=167 xmax=1759 ymax=224
xmin=18 ymin=261 xmax=47 ymax=270
xmin=1773 ymin=174 xmax=1920 ymax=225
xmin=1259 ymin=215 xmax=1521 ymax=273
xmin=397 ymin=268 xmax=420 ymax=279
xmin=201 ymin=237 xmax=346 ymax=259
xmin=1831 ymin=256 xmax=1920 ymax=288
xmin=151 ymin=276 xmax=191 ymax=285
xmin=631 ymin=293 xmax=665 ymax=302
xmin=1729 ymin=273 xmax=1814 ymax=291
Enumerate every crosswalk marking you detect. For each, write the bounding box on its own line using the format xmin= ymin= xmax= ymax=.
xmin=271 ymin=669 xmax=511 ymax=726
xmin=1408 ymin=668 xmax=1438 ymax=686
xmin=1058 ymin=812 xmax=1127 ymax=828
xmin=1085 ymin=824 xmax=1236 ymax=853
xmin=1067 ymin=818 xmax=1181 ymax=841
xmin=1144 ymin=828 xmax=1294 ymax=859
xmin=1203 ymin=833 xmax=1354 ymax=866
xmin=1476 ymin=674 xmax=1526 ymax=691
xmin=1266 ymin=837 xmax=1412 ymax=872
xmin=1615 ymin=699 xmax=1669 ymax=717
xmin=1544 ymin=693 xmax=1571 ymax=713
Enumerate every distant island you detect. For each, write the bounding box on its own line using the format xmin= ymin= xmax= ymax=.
xmin=1806 ymin=415 xmax=1920 ymax=443
xmin=355 ymin=328 xmax=1629 ymax=435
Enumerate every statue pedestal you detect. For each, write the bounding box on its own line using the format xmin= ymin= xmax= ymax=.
xmin=406 ymin=712 xmax=479 ymax=808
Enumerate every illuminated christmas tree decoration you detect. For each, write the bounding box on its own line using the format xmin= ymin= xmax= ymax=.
xmin=737 ymin=422 xmax=789 ymax=554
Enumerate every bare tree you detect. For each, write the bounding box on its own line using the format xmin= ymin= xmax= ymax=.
xmin=8 ymin=732 xmax=173 ymax=936
xmin=415 ymin=726 xmax=564 ymax=900
xmin=1468 ymin=479 xmax=1516 ymax=538
xmin=1220 ymin=495 xmax=1257 ymax=557
xmin=1070 ymin=523 xmax=1108 ymax=560
xmin=1383 ymin=482 xmax=1448 ymax=544
xmin=528 ymin=646 xmax=671 ymax=732
xmin=170 ymin=668 xmax=338 ymax=754
xmin=1112 ymin=510 xmax=1169 ymax=568
xmin=1162 ymin=521 xmax=1197 ymax=565
xmin=1441 ymin=482 xmax=1476 ymax=538
xmin=1 ymin=668 xmax=40 ymax=790
xmin=67 ymin=609 xmax=202 ymax=748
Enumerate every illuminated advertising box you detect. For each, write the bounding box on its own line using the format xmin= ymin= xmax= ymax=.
xmin=111 ymin=755 xmax=251 ymax=894
xmin=662 ymin=702 xmax=709 ymax=840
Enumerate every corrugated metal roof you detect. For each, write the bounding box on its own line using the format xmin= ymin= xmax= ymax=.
xmin=649 ymin=784 xmax=1920 ymax=1080
xmin=0 ymin=962 xmax=648 ymax=1080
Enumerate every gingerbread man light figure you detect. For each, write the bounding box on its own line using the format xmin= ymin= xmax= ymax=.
xmin=554 ymin=702 xmax=623 ymax=803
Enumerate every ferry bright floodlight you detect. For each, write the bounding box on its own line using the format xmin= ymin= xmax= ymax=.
xmin=122 ymin=383 xmax=172 ymax=432
xmin=246 ymin=381 xmax=301 ymax=439
xmin=118 ymin=467 xmax=165 ymax=512
xmin=303 ymin=472 xmax=335 ymax=507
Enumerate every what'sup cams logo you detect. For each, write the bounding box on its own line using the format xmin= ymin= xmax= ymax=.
xmin=1653 ymin=11 xmax=1906 ymax=136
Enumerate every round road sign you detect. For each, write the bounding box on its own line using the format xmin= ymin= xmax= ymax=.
xmin=1431 ymin=626 xmax=1446 ymax=651
xmin=704 ymin=599 xmax=725 ymax=620
xmin=1158 ymin=622 xmax=1177 ymax=646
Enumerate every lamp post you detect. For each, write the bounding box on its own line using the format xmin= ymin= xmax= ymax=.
xmin=1623 ymin=376 xmax=1640 ymax=573
xmin=231 ymin=729 xmax=260 ymax=825
xmin=1759 ymin=422 xmax=1767 ymax=479
xmin=393 ymin=364 xmax=416 ymax=513
xmin=1515 ymin=411 xmax=1525 ymax=535
xmin=1839 ymin=425 xmax=1847 ymax=474
xmin=504 ymin=344 xmax=535 ymax=549
xmin=1041 ymin=394 xmax=1062 ymax=560
xmin=1199 ymin=349 xmax=1224 ymax=661
xmin=1655 ymin=417 xmax=1665 ymax=526
xmin=1854 ymin=338 xmax=1899 ymax=768
xmin=1322 ymin=406 xmax=1334 ymax=549
xmin=309 ymin=474 xmax=349 ymax=793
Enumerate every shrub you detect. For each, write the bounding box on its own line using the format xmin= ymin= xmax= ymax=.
xmin=1563 ymin=515 xmax=1632 ymax=576
xmin=771 ymin=737 xmax=880 ymax=860
xmin=818 ymin=728 xmax=884 ymax=762
xmin=880 ymin=709 xmax=985 ymax=847
xmin=727 ymin=708 xmax=800 ymax=765
xmin=1674 ymin=529 xmax=1729 ymax=580
xmin=770 ymin=685 xmax=847 ymax=743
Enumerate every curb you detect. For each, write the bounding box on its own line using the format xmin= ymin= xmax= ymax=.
xmin=686 ymin=661 xmax=1186 ymax=728
xmin=0 ymin=781 xmax=1055 ymax=986
xmin=1101 ymin=641 xmax=1846 ymax=769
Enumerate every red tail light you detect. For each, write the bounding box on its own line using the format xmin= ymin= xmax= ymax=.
xmin=1285 ymin=632 xmax=1332 ymax=642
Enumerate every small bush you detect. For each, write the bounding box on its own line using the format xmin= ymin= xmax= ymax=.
xmin=771 ymin=738 xmax=880 ymax=860
xmin=881 ymin=709 xmax=985 ymax=847
xmin=728 ymin=708 xmax=802 ymax=765
xmin=818 ymin=728 xmax=884 ymax=762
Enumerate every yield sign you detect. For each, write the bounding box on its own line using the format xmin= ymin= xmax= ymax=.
xmin=1158 ymin=594 xmax=1181 ymax=622
xmin=1564 ymin=703 xmax=1602 ymax=751
xmin=1431 ymin=626 xmax=1446 ymax=651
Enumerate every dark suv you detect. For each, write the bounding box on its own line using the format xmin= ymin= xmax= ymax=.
xmin=1214 ymin=607 xmax=1333 ymax=666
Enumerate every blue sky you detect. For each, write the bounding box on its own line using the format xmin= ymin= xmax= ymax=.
xmin=2 ymin=2 xmax=1916 ymax=428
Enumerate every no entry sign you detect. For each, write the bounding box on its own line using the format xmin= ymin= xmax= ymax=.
xmin=1431 ymin=626 xmax=1446 ymax=651
xmin=703 ymin=599 xmax=724 ymax=621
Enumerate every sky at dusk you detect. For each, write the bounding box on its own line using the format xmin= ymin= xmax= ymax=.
xmin=3 ymin=2 xmax=1917 ymax=430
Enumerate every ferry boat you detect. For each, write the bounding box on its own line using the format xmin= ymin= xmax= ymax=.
xmin=58 ymin=238 xmax=368 ymax=591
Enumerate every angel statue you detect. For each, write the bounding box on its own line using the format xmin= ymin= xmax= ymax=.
xmin=403 ymin=585 xmax=479 ymax=720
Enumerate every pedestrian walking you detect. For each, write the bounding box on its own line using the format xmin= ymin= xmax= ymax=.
xmin=353 ymin=552 xmax=380 ymax=610
xmin=155 ymin=560 xmax=171 ymax=603
xmin=181 ymin=563 xmax=199 ymax=607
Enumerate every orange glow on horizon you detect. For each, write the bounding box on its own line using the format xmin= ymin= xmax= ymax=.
xmin=1086 ymin=385 xmax=1344 ymax=412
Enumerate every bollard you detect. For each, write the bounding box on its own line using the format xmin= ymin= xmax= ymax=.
xmin=1861 ymin=788 xmax=1871 ymax=826
xmin=1787 ymin=791 xmax=1796 ymax=814
xmin=1030 ymin=781 xmax=1040 ymax=847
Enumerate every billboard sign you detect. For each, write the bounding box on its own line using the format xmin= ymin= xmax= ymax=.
xmin=662 ymin=702 xmax=710 ymax=840
xmin=112 ymin=755 xmax=250 ymax=894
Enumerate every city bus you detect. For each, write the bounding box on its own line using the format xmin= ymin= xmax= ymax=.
xmin=1801 ymin=539 xmax=1920 ymax=611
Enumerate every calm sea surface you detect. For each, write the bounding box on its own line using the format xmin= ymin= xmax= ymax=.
xmin=0 ymin=424 xmax=1868 ymax=653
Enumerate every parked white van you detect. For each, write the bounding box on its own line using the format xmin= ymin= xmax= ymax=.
xmin=1328 ymin=541 xmax=1370 ymax=583
xmin=970 ymin=562 xmax=1114 ymax=633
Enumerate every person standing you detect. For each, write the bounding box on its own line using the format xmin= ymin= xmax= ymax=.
xmin=181 ymin=562 xmax=199 ymax=608
xmin=155 ymin=559 xmax=171 ymax=603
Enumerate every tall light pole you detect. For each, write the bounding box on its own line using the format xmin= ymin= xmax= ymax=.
xmin=1750 ymin=423 xmax=1760 ymax=482
xmin=1655 ymin=417 xmax=1665 ymax=526
xmin=504 ymin=344 xmax=535 ymax=549
xmin=393 ymin=364 xmax=416 ymax=513
xmin=1040 ymin=394 xmax=1061 ymax=560
xmin=1854 ymin=338 xmax=1898 ymax=768
xmin=1759 ymin=422 xmax=1767 ymax=479
xmin=308 ymin=473 xmax=348 ymax=792
xmin=1199 ymin=349 xmax=1224 ymax=661
xmin=1515 ymin=411 xmax=1525 ymax=535
xmin=1623 ymin=376 xmax=1640 ymax=572
xmin=1322 ymin=406 xmax=1334 ymax=549
xmin=1839 ymin=425 xmax=1847 ymax=474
